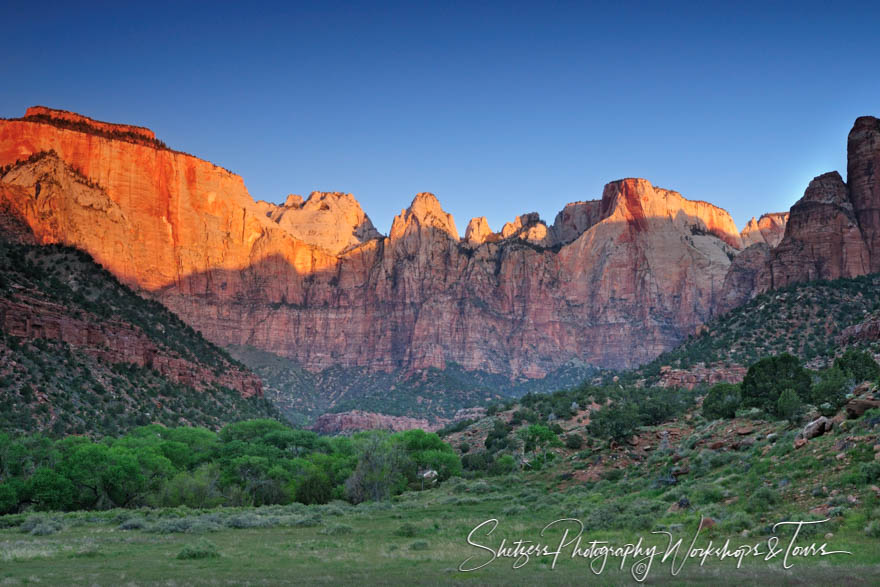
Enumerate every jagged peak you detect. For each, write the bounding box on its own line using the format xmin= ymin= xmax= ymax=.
xmin=284 ymin=194 xmax=304 ymax=208
xmin=465 ymin=216 xmax=493 ymax=245
xmin=800 ymin=171 xmax=850 ymax=206
xmin=389 ymin=192 xmax=458 ymax=240
xmin=266 ymin=190 xmax=381 ymax=255
xmin=600 ymin=177 xmax=743 ymax=248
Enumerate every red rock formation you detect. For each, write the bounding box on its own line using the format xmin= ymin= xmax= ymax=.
xmin=740 ymin=212 xmax=788 ymax=248
xmin=0 ymin=109 xmax=748 ymax=374
xmin=23 ymin=106 xmax=157 ymax=142
xmin=258 ymin=191 xmax=381 ymax=255
xmin=848 ymin=116 xmax=880 ymax=270
xmin=464 ymin=216 xmax=493 ymax=245
xmin=6 ymin=106 xmax=876 ymax=380
xmin=656 ymin=363 xmax=748 ymax=389
xmin=762 ymin=172 xmax=870 ymax=289
xmin=550 ymin=200 xmax=602 ymax=245
xmin=0 ymin=295 xmax=261 ymax=396
xmin=310 ymin=410 xmax=442 ymax=433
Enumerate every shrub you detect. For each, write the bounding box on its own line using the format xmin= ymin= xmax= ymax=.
xmin=746 ymin=487 xmax=778 ymax=514
xmin=176 ymin=539 xmax=220 ymax=560
xmin=295 ymin=471 xmax=333 ymax=505
xmin=741 ymin=354 xmax=811 ymax=414
xmin=409 ymin=541 xmax=429 ymax=551
xmin=776 ymin=388 xmax=802 ymax=423
xmin=811 ymin=367 xmax=849 ymax=409
xmin=29 ymin=520 xmax=63 ymax=536
xmin=395 ymin=523 xmax=418 ymax=537
xmin=702 ymin=383 xmax=742 ymax=419
xmin=835 ymin=349 xmax=880 ymax=383
xmin=320 ymin=523 xmax=353 ymax=536
xmin=564 ymin=433 xmax=584 ymax=450
xmin=866 ymin=520 xmax=880 ymax=538
xmin=588 ymin=402 xmax=639 ymax=442
xmin=490 ymin=454 xmax=517 ymax=475
xmin=118 ymin=517 xmax=147 ymax=530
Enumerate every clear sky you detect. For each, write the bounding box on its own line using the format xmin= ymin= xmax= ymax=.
xmin=2 ymin=1 xmax=878 ymax=235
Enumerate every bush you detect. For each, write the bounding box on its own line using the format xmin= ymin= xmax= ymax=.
xmin=118 ymin=517 xmax=147 ymax=530
xmin=702 ymin=383 xmax=742 ymax=419
xmin=409 ymin=541 xmax=429 ymax=551
xmin=741 ymin=354 xmax=811 ymax=414
xmin=835 ymin=349 xmax=880 ymax=383
xmin=29 ymin=520 xmax=63 ymax=536
xmin=295 ymin=471 xmax=333 ymax=505
xmin=866 ymin=520 xmax=880 ymax=538
xmin=395 ymin=523 xmax=418 ymax=537
xmin=320 ymin=523 xmax=353 ymax=535
xmin=564 ymin=433 xmax=584 ymax=450
xmin=776 ymin=388 xmax=802 ymax=423
xmin=176 ymin=539 xmax=220 ymax=560
xmin=588 ymin=402 xmax=639 ymax=442
xmin=746 ymin=487 xmax=778 ymax=514
xmin=811 ymin=367 xmax=849 ymax=409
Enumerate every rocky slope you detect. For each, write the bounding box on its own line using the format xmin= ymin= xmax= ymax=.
xmin=0 ymin=106 xmax=748 ymax=376
xmin=0 ymin=234 xmax=278 ymax=436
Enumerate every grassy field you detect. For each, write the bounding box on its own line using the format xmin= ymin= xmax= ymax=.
xmin=1 ymin=477 xmax=878 ymax=586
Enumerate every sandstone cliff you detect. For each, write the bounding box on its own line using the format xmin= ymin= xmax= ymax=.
xmin=2 ymin=107 xmax=877 ymax=380
xmin=754 ymin=117 xmax=880 ymax=291
xmin=740 ymin=212 xmax=788 ymax=248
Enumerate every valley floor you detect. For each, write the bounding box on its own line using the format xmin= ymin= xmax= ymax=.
xmin=1 ymin=486 xmax=878 ymax=586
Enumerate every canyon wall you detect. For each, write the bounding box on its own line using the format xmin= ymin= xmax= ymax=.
xmin=2 ymin=107 xmax=878 ymax=378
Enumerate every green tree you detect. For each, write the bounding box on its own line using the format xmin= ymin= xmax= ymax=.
xmin=834 ymin=349 xmax=880 ymax=383
xmin=741 ymin=354 xmax=811 ymax=413
xmin=811 ymin=366 xmax=849 ymax=408
xmin=702 ymin=383 xmax=742 ymax=419
xmin=294 ymin=470 xmax=333 ymax=505
xmin=776 ymin=388 xmax=802 ymax=423
xmin=587 ymin=402 xmax=640 ymax=442
xmin=26 ymin=467 xmax=74 ymax=511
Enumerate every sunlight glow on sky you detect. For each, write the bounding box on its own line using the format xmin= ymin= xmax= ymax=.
xmin=2 ymin=1 xmax=878 ymax=235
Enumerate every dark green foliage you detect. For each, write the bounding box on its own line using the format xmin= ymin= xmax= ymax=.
xmin=834 ymin=349 xmax=880 ymax=383
xmin=564 ymin=433 xmax=584 ymax=449
xmin=776 ymin=388 xmax=802 ymax=423
xmin=587 ymin=401 xmax=639 ymax=442
xmin=176 ymin=539 xmax=220 ymax=560
xmin=0 ymin=421 xmax=461 ymax=513
xmin=811 ymin=366 xmax=849 ymax=408
xmin=741 ymin=354 xmax=811 ymax=415
xmin=295 ymin=471 xmax=333 ymax=505
xmin=702 ymin=383 xmax=742 ymax=419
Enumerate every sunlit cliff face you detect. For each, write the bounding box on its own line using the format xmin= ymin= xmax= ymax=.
xmin=8 ymin=109 xmax=878 ymax=378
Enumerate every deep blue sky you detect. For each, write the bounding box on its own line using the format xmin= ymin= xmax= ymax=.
xmin=2 ymin=1 xmax=878 ymax=234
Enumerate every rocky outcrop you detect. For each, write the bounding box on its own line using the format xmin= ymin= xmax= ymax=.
xmin=717 ymin=243 xmax=771 ymax=314
xmin=762 ymin=172 xmax=870 ymax=289
xmin=848 ymin=116 xmax=880 ymax=270
xmin=740 ymin=213 xmax=788 ymax=248
xmin=656 ymin=363 xmax=748 ymax=389
xmin=549 ymin=200 xmax=602 ymax=245
xmin=259 ymin=191 xmax=381 ymax=255
xmin=23 ymin=106 xmax=157 ymax=143
xmin=0 ymin=295 xmax=261 ymax=396
xmin=464 ymin=216 xmax=493 ymax=245
xmin=310 ymin=410 xmax=442 ymax=434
